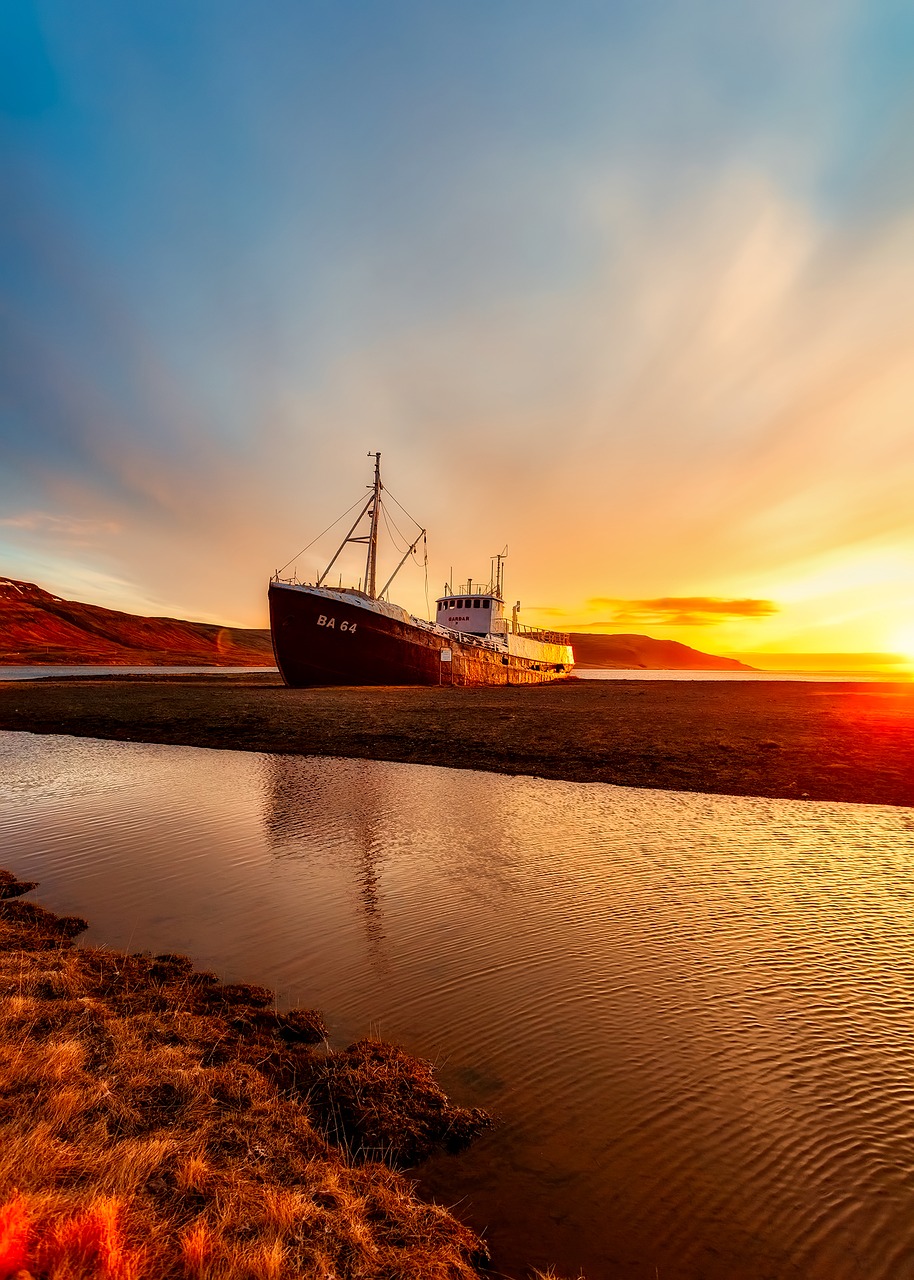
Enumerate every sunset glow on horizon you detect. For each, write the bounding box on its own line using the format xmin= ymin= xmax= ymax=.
xmin=3 ymin=2 xmax=913 ymax=671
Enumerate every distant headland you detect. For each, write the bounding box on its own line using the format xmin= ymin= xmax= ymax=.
xmin=567 ymin=631 xmax=753 ymax=671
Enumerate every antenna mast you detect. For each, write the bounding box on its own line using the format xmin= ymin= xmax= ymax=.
xmin=494 ymin=547 xmax=507 ymax=598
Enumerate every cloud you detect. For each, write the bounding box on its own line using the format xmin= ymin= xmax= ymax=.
xmin=585 ymin=597 xmax=779 ymax=627
xmin=0 ymin=512 xmax=121 ymax=538
xmin=1 ymin=0 xmax=912 ymax=650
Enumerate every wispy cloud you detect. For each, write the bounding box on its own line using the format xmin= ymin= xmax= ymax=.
xmin=0 ymin=0 xmax=912 ymax=652
xmin=0 ymin=512 xmax=121 ymax=538
xmin=583 ymin=598 xmax=779 ymax=628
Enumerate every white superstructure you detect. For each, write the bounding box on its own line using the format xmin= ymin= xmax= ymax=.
xmin=435 ymin=589 xmax=503 ymax=636
xmin=434 ymin=556 xmax=573 ymax=668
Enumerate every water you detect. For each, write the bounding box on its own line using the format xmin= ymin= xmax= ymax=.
xmin=0 ymin=665 xmax=277 ymax=681
xmin=577 ymin=668 xmax=911 ymax=682
xmin=1 ymin=664 xmax=904 ymax=683
xmin=2 ymin=731 xmax=914 ymax=1279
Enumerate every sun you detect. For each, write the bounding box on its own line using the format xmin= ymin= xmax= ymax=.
xmin=888 ymin=624 xmax=914 ymax=663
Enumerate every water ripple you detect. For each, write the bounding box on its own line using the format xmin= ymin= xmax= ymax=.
xmin=2 ymin=730 xmax=914 ymax=1278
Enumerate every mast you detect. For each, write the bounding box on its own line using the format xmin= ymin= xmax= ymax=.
xmin=365 ymin=451 xmax=382 ymax=598
xmin=306 ymin=451 xmax=419 ymax=598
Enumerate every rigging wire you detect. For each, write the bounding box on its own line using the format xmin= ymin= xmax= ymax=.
xmin=275 ymin=493 xmax=367 ymax=576
xmin=423 ymin=531 xmax=430 ymax=619
xmin=277 ymin=477 xmax=427 ymax=605
xmin=383 ymin=486 xmax=423 ymax=533
xmin=378 ymin=498 xmax=427 ymax=607
xmin=380 ymin=502 xmax=416 ymax=553
xmin=380 ymin=504 xmax=409 ymax=554
xmin=383 ymin=486 xmax=430 ymax=616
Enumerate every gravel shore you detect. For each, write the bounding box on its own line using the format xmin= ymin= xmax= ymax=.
xmin=1 ymin=673 xmax=912 ymax=806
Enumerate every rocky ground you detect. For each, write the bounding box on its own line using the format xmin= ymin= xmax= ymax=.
xmin=1 ymin=673 xmax=912 ymax=806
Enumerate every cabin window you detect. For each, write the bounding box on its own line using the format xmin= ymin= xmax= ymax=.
xmin=473 ymin=599 xmax=481 ymax=608
xmin=483 ymin=600 xmax=491 ymax=608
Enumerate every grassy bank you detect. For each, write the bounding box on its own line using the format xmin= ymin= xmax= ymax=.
xmin=0 ymin=869 xmax=496 ymax=1279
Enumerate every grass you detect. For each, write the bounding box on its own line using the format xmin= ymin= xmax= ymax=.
xmin=0 ymin=868 xmax=495 ymax=1279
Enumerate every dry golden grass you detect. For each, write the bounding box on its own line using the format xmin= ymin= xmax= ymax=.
xmin=0 ymin=869 xmax=493 ymax=1279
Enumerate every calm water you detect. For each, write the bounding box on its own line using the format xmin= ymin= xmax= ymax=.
xmin=2 ymin=665 xmax=907 ymax=684
xmin=577 ymin=668 xmax=911 ymax=682
xmin=0 ymin=665 xmax=277 ymax=680
xmin=3 ymin=731 xmax=914 ymax=1279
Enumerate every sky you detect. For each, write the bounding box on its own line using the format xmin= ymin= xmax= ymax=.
xmin=2 ymin=0 xmax=914 ymax=668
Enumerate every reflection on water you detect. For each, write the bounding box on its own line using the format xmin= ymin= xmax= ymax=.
xmin=2 ymin=730 xmax=914 ymax=1279
xmin=0 ymin=665 xmax=276 ymax=680
xmin=264 ymin=754 xmax=389 ymax=963
xmin=577 ymin=667 xmax=911 ymax=682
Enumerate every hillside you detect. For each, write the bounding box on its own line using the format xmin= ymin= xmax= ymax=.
xmin=0 ymin=577 xmax=752 ymax=671
xmin=0 ymin=578 xmax=273 ymax=667
xmin=568 ymin=631 xmax=753 ymax=671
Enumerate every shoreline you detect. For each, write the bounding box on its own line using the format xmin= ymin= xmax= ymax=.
xmin=0 ymin=868 xmax=499 ymax=1278
xmin=1 ymin=672 xmax=912 ymax=806
xmin=4 ymin=677 xmax=912 ymax=1274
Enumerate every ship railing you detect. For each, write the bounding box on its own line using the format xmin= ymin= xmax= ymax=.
xmin=491 ymin=620 xmax=570 ymax=645
xmin=446 ymin=583 xmax=498 ymax=598
xmin=414 ymin=616 xmax=507 ymax=652
xmin=417 ymin=618 xmax=493 ymax=644
xmin=273 ymin=576 xmax=374 ymax=599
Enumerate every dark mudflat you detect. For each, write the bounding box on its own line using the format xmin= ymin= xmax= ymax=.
xmin=1 ymin=673 xmax=912 ymax=806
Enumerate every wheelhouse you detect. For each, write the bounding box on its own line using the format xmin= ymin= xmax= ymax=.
xmin=435 ymin=588 xmax=503 ymax=637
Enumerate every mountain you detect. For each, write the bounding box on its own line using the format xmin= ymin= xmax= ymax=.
xmin=567 ymin=631 xmax=753 ymax=671
xmin=0 ymin=578 xmax=273 ymax=667
xmin=0 ymin=576 xmax=752 ymax=671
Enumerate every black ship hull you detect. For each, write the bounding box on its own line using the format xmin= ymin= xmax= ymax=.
xmin=269 ymin=582 xmax=572 ymax=687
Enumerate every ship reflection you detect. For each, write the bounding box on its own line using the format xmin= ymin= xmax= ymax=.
xmin=260 ymin=754 xmax=389 ymax=969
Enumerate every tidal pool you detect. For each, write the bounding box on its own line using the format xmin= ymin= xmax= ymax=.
xmin=2 ymin=730 xmax=913 ymax=1278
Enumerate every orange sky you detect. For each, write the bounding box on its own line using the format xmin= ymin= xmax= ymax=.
xmin=2 ymin=5 xmax=913 ymax=673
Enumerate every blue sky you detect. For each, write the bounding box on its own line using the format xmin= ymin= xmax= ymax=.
xmin=2 ymin=1 xmax=914 ymax=659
